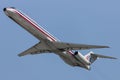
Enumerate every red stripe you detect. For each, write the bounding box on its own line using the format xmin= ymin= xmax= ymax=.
xmin=15 ymin=10 xmax=57 ymax=42
xmin=68 ymin=50 xmax=74 ymax=55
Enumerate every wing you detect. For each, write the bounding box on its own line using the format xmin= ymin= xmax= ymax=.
xmin=18 ymin=42 xmax=52 ymax=57
xmin=53 ymin=42 xmax=109 ymax=51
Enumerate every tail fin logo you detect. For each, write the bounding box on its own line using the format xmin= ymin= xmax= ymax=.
xmin=86 ymin=55 xmax=90 ymax=61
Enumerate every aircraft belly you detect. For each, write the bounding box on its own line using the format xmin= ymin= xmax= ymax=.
xmin=55 ymin=52 xmax=76 ymax=66
xmin=59 ymin=51 xmax=89 ymax=68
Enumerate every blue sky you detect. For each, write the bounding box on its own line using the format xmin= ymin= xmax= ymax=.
xmin=0 ymin=0 xmax=119 ymax=80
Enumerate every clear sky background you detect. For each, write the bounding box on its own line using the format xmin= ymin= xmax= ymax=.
xmin=0 ymin=0 xmax=120 ymax=80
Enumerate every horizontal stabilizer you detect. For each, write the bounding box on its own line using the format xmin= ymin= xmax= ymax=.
xmin=91 ymin=54 xmax=117 ymax=59
xmin=85 ymin=51 xmax=117 ymax=64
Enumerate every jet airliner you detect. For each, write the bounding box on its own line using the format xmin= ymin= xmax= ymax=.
xmin=3 ymin=7 xmax=116 ymax=70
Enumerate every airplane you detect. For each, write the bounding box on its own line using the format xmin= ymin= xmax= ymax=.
xmin=3 ymin=7 xmax=116 ymax=70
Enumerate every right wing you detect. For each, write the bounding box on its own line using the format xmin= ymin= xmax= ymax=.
xmin=18 ymin=42 xmax=52 ymax=57
xmin=53 ymin=42 xmax=109 ymax=51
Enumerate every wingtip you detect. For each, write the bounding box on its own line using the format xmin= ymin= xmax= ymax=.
xmin=101 ymin=45 xmax=110 ymax=48
xmin=106 ymin=46 xmax=110 ymax=48
xmin=112 ymin=57 xmax=117 ymax=59
xmin=18 ymin=54 xmax=23 ymax=57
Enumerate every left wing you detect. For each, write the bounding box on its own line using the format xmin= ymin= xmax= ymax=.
xmin=18 ymin=42 xmax=52 ymax=57
xmin=52 ymin=42 xmax=109 ymax=51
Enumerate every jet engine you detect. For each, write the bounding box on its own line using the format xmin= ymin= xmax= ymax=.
xmin=74 ymin=51 xmax=90 ymax=65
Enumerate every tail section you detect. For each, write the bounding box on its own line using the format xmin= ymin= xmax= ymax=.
xmin=85 ymin=51 xmax=117 ymax=64
xmin=85 ymin=51 xmax=97 ymax=64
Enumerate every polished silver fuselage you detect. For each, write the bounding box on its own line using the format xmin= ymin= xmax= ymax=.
xmin=5 ymin=7 xmax=111 ymax=70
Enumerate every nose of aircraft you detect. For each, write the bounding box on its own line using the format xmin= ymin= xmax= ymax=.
xmin=3 ymin=7 xmax=15 ymax=11
xmin=3 ymin=8 xmax=6 ymax=11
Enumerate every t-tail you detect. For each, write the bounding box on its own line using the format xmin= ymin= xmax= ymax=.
xmin=85 ymin=51 xmax=117 ymax=64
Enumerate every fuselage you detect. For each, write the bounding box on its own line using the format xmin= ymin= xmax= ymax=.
xmin=4 ymin=7 xmax=91 ymax=70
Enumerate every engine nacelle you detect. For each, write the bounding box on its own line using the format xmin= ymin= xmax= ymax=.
xmin=74 ymin=51 xmax=90 ymax=65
